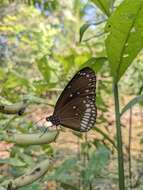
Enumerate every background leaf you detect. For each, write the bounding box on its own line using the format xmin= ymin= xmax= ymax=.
xmin=19 ymin=182 xmax=41 ymax=190
xmin=83 ymin=145 xmax=110 ymax=184
xmin=37 ymin=56 xmax=51 ymax=82
xmin=79 ymin=23 xmax=91 ymax=42
xmin=121 ymin=95 xmax=143 ymax=116
xmin=91 ymin=0 xmax=114 ymax=16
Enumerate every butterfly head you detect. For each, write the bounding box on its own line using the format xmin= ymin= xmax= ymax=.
xmin=46 ymin=115 xmax=60 ymax=126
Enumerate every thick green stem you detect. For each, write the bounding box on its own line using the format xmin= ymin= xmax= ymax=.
xmin=113 ymin=83 xmax=125 ymax=190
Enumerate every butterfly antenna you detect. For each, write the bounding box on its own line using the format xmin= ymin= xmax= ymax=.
xmin=34 ymin=117 xmax=45 ymax=125
xmin=29 ymin=109 xmax=49 ymax=125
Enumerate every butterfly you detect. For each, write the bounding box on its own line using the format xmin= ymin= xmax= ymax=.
xmin=46 ymin=67 xmax=97 ymax=132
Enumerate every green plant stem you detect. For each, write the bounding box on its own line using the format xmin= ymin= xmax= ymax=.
xmin=113 ymin=83 xmax=125 ymax=190
xmin=128 ymin=108 xmax=132 ymax=188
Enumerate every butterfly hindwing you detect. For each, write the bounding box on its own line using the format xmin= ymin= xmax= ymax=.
xmin=59 ymin=96 xmax=96 ymax=132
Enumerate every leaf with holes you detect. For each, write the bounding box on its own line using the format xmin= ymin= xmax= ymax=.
xmin=105 ymin=0 xmax=143 ymax=82
xmin=91 ymin=0 xmax=114 ymax=16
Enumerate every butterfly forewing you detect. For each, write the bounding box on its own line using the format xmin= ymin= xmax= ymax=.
xmin=54 ymin=67 xmax=96 ymax=114
xmin=52 ymin=67 xmax=97 ymax=132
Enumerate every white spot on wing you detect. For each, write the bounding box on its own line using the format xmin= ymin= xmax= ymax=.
xmin=86 ymin=104 xmax=90 ymax=108
xmin=86 ymin=108 xmax=91 ymax=112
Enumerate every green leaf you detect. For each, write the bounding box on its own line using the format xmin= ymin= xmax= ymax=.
xmin=105 ymin=0 xmax=143 ymax=82
xmin=79 ymin=23 xmax=91 ymax=42
xmin=19 ymin=182 xmax=41 ymax=190
xmin=79 ymin=20 xmax=107 ymax=43
xmin=81 ymin=57 xmax=107 ymax=73
xmin=83 ymin=146 xmax=110 ymax=183
xmin=0 ymin=68 xmax=5 ymax=80
xmin=0 ymin=158 xmax=26 ymax=167
xmin=93 ymin=127 xmax=116 ymax=148
xmin=91 ymin=0 xmax=114 ymax=16
xmin=37 ymin=56 xmax=51 ymax=82
xmin=47 ymin=157 xmax=77 ymax=183
xmin=121 ymin=95 xmax=143 ymax=116
xmin=4 ymin=71 xmax=29 ymax=89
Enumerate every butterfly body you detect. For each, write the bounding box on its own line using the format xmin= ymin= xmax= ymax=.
xmin=46 ymin=67 xmax=97 ymax=132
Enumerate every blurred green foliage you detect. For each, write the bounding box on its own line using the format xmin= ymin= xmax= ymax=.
xmin=0 ymin=0 xmax=143 ymax=189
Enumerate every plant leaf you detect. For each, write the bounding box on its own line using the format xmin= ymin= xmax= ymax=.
xmin=37 ymin=56 xmax=51 ymax=82
xmin=121 ymin=95 xmax=143 ymax=116
xmin=19 ymin=182 xmax=41 ymax=190
xmin=91 ymin=0 xmax=114 ymax=16
xmin=0 ymin=158 xmax=26 ymax=167
xmin=79 ymin=23 xmax=91 ymax=42
xmin=47 ymin=157 xmax=77 ymax=183
xmin=105 ymin=0 xmax=143 ymax=82
xmin=81 ymin=57 xmax=107 ymax=72
xmin=83 ymin=145 xmax=110 ymax=183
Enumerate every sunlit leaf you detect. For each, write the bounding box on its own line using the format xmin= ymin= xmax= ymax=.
xmin=4 ymin=71 xmax=29 ymax=89
xmin=81 ymin=57 xmax=107 ymax=73
xmin=121 ymin=95 xmax=143 ymax=116
xmin=91 ymin=0 xmax=114 ymax=16
xmin=0 ymin=68 xmax=5 ymax=80
xmin=37 ymin=56 xmax=51 ymax=82
xmin=105 ymin=0 xmax=143 ymax=82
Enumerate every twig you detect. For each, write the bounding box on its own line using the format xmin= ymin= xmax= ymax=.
xmin=82 ymin=32 xmax=105 ymax=43
xmin=94 ymin=127 xmax=117 ymax=149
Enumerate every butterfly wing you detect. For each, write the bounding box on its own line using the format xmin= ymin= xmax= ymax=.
xmin=59 ymin=96 xmax=96 ymax=132
xmin=54 ymin=67 xmax=96 ymax=114
xmin=53 ymin=67 xmax=97 ymax=132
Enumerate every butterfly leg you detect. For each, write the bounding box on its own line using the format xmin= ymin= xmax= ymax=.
xmin=39 ymin=127 xmax=49 ymax=137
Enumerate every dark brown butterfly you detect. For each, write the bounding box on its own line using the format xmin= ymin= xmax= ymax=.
xmin=46 ymin=67 xmax=97 ymax=132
